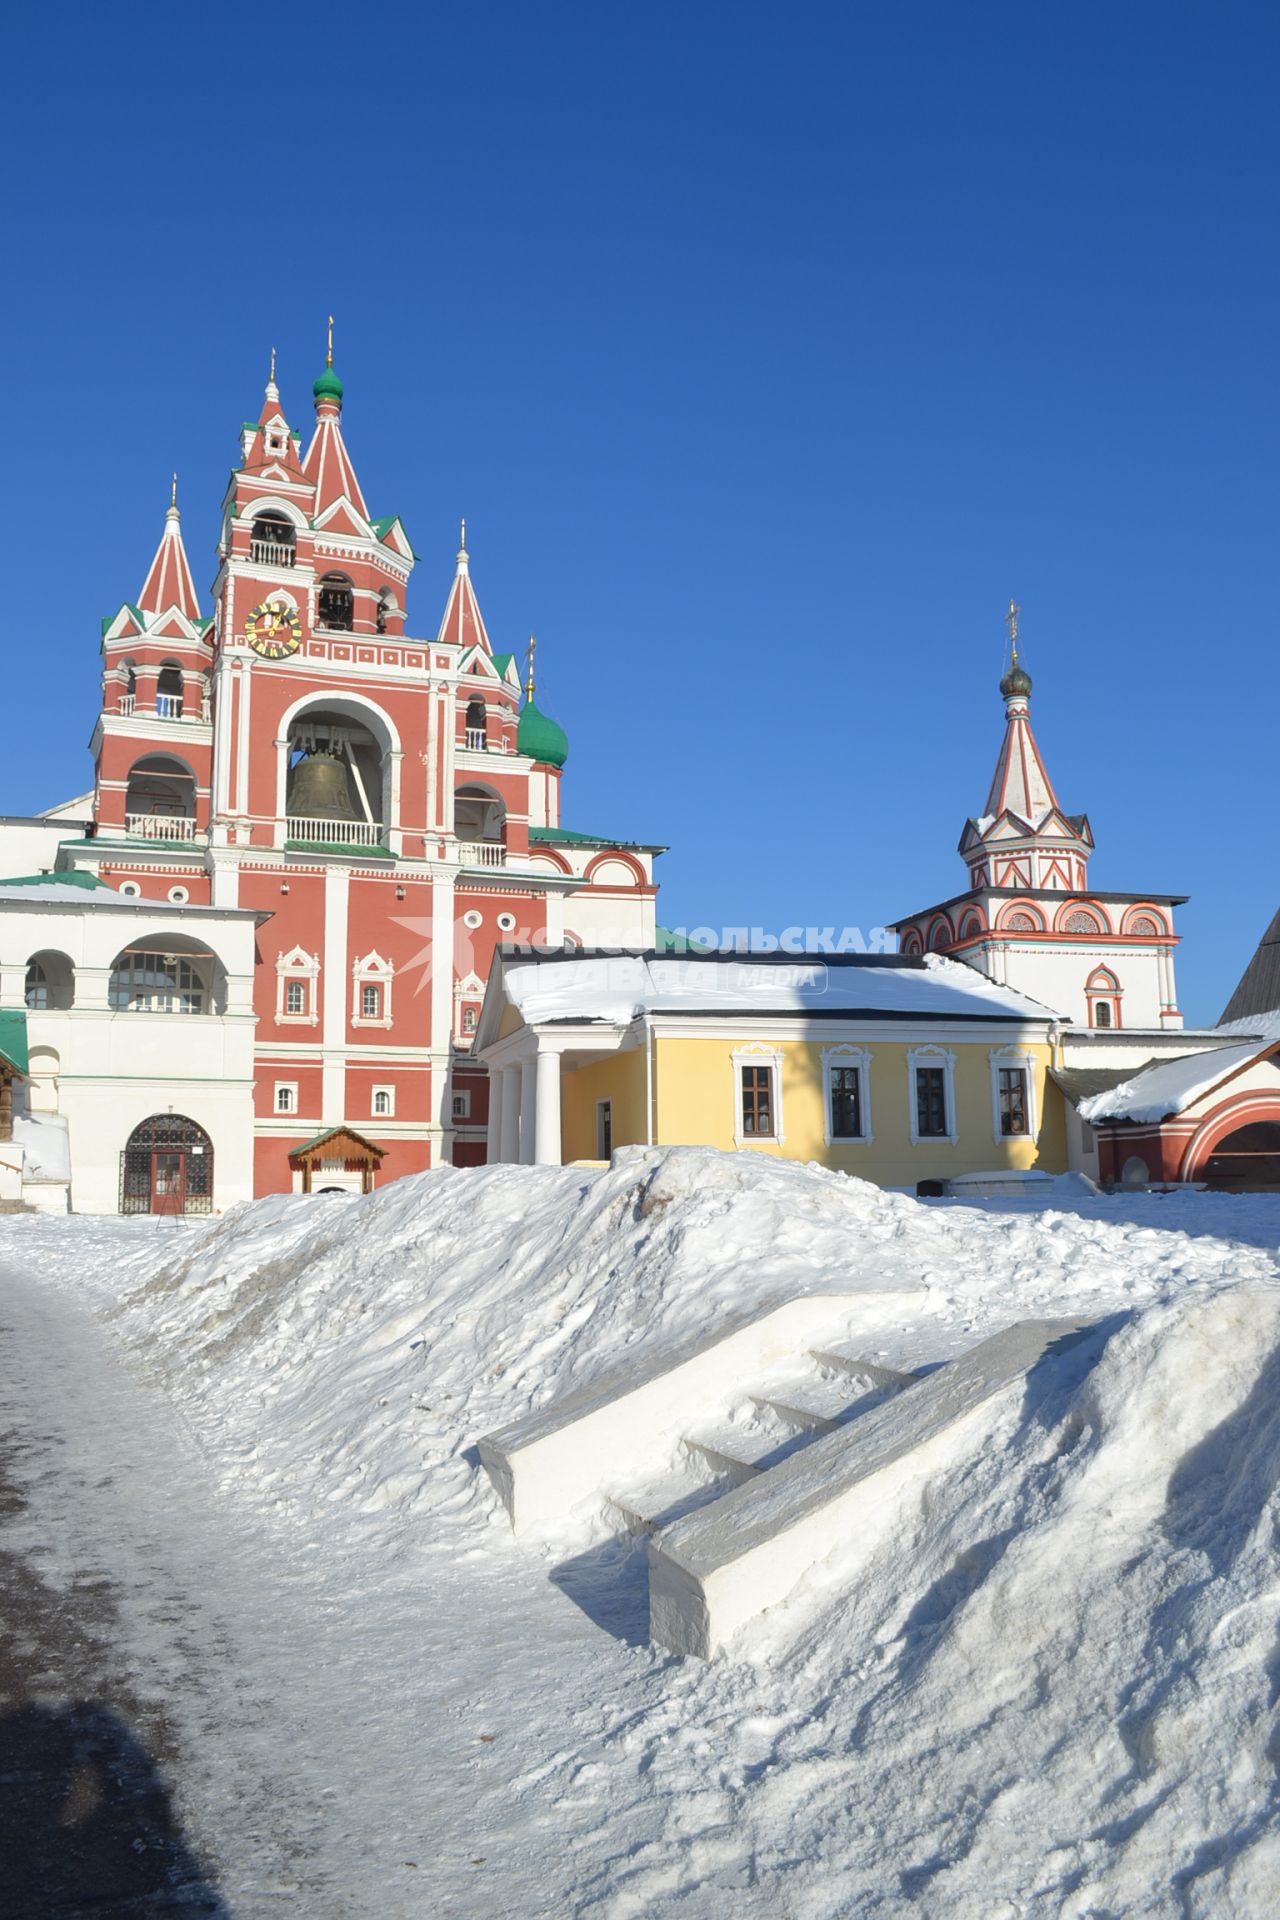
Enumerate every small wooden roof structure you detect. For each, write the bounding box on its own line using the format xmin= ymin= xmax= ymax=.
xmin=288 ymin=1124 xmax=385 ymax=1193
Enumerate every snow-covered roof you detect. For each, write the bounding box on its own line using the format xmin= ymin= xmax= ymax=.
xmin=499 ymin=951 xmax=1060 ymax=1030
xmin=1078 ymin=1037 xmax=1277 ymax=1125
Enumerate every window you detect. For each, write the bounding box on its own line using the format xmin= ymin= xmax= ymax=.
xmin=168 ymin=886 xmax=190 ymax=904
xmin=464 ymin=698 xmax=487 ymax=750
xmin=373 ymin=1086 xmax=395 ymax=1117
xmin=276 ymin=946 xmax=320 ymax=1025
xmin=109 ymin=949 xmax=208 ymax=1015
xmin=496 ymin=912 xmax=517 ymax=933
xmin=316 ymin=572 xmax=355 ymax=631
xmin=1086 ymin=966 xmax=1121 ymax=1030
xmin=597 ymin=1099 xmax=613 ymax=1159
xmin=361 ymin=983 xmax=382 ymax=1020
xmin=916 ymin=1068 xmax=948 ymax=1138
xmin=451 ymin=1090 xmax=471 ymax=1121
xmin=733 ymin=1047 xmax=784 ymax=1145
xmin=275 ymin=1084 xmax=297 ymax=1114
xmin=462 ymin=1006 xmax=477 ymax=1034
xmin=908 ymin=1046 xmax=956 ymax=1145
xmin=998 ymin=1068 xmax=1029 ymax=1136
xmin=24 ymin=962 xmax=49 ymax=1010
xmin=741 ymin=1064 xmax=775 ymax=1137
xmin=830 ymin=1066 xmax=864 ymax=1139
xmin=1094 ymin=1001 xmax=1112 ymax=1028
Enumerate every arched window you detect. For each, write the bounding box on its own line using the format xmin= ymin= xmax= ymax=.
xmin=156 ymin=662 xmax=184 ymax=721
xmin=1127 ymin=913 xmax=1161 ymax=937
xmin=118 ymin=659 xmax=137 ymax=715
xmin=250 ymin=511 xmax=296 ymax=567
xmin=1005 ymin=911 xmax=1037 ymax=932
xmin=375 ymin=589 xmax=395 ymax=634
xmin=24 ymin=951 xmax=74 ymax=1011
xmin=120 ymin=1113 xmax=214 ymax=1215
xmin=927 ymin=918 xmax=952 ymax=951
xmin=125 ymin=755 xmax=197 ymax=839
xmin=455 ymin=784 xmax=507 ymax=865
xmin=464 ymin=699 xmax=487 ymax=750
xmin=108 ymin=942 xmax=222 ymax=1015
xmin=1086 ymin=966 xmax=1121 ymax=1029
xmin=316 ymin=572 xmax=355 ymax=632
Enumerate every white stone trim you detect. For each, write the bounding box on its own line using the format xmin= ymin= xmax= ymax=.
xmin=351 ymin=948 xmax=394 ymax=1028
xmin=988 ymin=1045 xmax=1039 ymax=1144
xmin=732 ymin=1043 xmax=784 ymax=1146
xmin=372 ymin=1083 xmax=395 ymax=1118
xmin=276 ymin=944 xmax=320 ymax=1025
xmin=907 ymin=1043 xmax=957 ymax=1146
xmin=274 ymin=1081 xmax=299 ymax=1115
xmin=822 ymin=1045 xmax=873 ymax=1145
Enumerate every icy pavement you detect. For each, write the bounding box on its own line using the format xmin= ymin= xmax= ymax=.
xmin=2 ymin=1151 xmax=1280 ymax=1917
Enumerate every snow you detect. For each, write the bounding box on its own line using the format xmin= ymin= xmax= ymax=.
xmin=12 ymin=1112 xmax=70 ymax=1180
xmin=502 ymin=950 xmax=1057 ymax=1027
xmin=3 ymin=1150 xmax=1280 ymax=1914
xmin=1079 ymin=1037 xmax=1270 ymax=1124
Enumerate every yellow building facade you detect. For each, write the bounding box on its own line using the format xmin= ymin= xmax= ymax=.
xmin=479 ymin=952 xmax=1069 ymax=1192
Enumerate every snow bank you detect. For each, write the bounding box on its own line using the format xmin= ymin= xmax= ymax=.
xmin=10 ymin=1150 xmax=1280 ymax=1915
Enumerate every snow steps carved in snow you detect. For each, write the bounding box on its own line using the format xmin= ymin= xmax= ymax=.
xmin=479 ymin=1298 xmax=1093 ymax=1657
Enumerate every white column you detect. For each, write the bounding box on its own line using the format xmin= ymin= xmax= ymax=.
xmin=534 ymin=1048 xmax=562 ymax=1167
xmin=500 ymin=1067 xmax=520 ymax=1163
xmin=486 ymin=1069 xmax=505 ymax=1163
xmin=519 ymin=1057 xmax=537 ymax=1165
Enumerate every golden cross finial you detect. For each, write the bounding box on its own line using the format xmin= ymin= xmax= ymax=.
xmin=525 ymin=633 xmax=537 ymax=702
xmin=1005 ymin=597 xmax=1020 ymax=665
xmin=269 ymin=344 xmax=276 ymax=384
xmin=171 ymin=471 xmax=178 ymax=509
xmin=326 ymin=315 xmax=334 ymax=368
xmin=459 ymin=516 xmax=467 ymax=553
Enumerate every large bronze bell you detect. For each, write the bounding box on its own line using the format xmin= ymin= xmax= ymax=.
xmin=287 ymin=749 xmax=358 ymax=820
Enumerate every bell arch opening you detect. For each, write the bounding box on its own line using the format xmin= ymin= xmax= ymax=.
xmin=283 ymin=699 xmax=395 ymax=848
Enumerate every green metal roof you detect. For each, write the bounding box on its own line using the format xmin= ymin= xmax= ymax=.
xmin=491 ymin=652 xmax=515 ymax=677
xmin=0 ymin=1009 xmax=29 ymax=1077
xmin=289 ymin=1123 xmax=383 ymax=1159
xmin=0 ymin=871 xmax=111 ymax=890
xmin=529 ymin=826 xmax=665 ymax=852
xmin=284 ymin=840 xmax=395 ymax=861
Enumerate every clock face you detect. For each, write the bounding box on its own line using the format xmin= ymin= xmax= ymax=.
xmin=246 ymin=600 xmax=302 ymax=659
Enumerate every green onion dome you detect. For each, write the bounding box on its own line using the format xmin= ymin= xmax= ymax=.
xmin=1000 ymin=659 xmax=1032 ymax=700
xmin=313 ymin=365 xmax=345 ymax=406
xmin=518 ymin=698 xmax=569 ymax=768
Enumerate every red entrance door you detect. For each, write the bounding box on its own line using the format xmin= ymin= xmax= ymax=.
xmin=151 ymin=1150 xmax=185 ymax=1215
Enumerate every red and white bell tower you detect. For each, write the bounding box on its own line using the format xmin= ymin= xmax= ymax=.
xmin=76 ymin=341 xmax=664 ymax=1187
xmin=889 ymin=603 xmax=1185 ymax=1032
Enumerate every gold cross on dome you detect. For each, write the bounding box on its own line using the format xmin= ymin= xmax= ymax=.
xmin=1005 ymin=598 xmax=1020 ymax=663
xmin=525 ymin=633 xmax=536 ymax=701
xmin=326 ymin=315 xmax=334 ymax=368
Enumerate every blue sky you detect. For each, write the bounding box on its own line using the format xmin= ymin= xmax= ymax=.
xmin=5 ymin=3 xmax=1276 ymax=1024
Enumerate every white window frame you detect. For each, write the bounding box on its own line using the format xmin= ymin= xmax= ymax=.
xmin=822 ymin=1045 xmax=873 ymax=1145
xmin=274 ymin=1081 xmax=299 ymax=1115
xmin=989 ymin=1047 xmax=1039 ymax=1144
xmin=352 ymin=950 xmax=394 ymax=1030
xmin=372 ymin=1084 xmax=395 ymax=1118
xmin=907 ymin=1044 xmax=957 ymax=1146
xmin=732 ymin=1044 xmax=784 ymax=1146
xmin=276 ymin=945 xmax=320 ymax=1025
xmin=451 ymin=1089 xmax=471 ymax=1121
